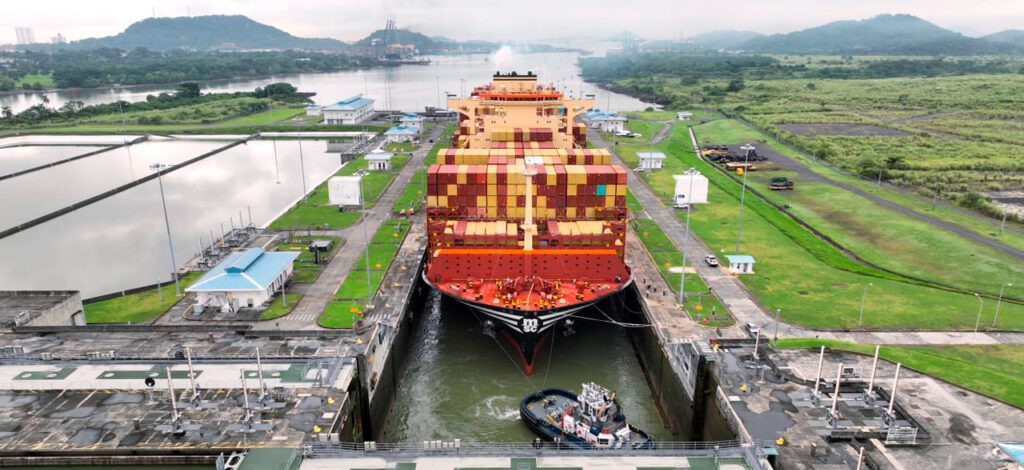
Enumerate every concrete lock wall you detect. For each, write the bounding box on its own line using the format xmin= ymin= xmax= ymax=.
xmin=16 ymin=291 xmax=85 ymax=327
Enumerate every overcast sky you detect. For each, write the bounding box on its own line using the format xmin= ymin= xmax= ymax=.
xmin=2 ymin=0 xmax=1022 ymax=45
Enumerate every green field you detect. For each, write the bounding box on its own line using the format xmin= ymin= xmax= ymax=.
xmin=14 ymin=74 xmax=55 ymax=88
xmin=259 ymin=292 xmax=302 ymax=320
xmin=632 ymin=218 xmax=734 ymax=327
xmin=320 ymin=220 xmax=410 ymax=328
xmin=269 ymin=154 xmax=409 ymax=230
xmin=84 ymin=272 xmax=201 ymax=324
xmin=616 ymin=117 xmax=1024 ymax=330
xmin=274 ymin=237 xmax=339 ymax=284
xmin=776 ymin=339 xmax=1024 ymax=409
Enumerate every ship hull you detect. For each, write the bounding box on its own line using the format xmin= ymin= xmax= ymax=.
xmin=423 ymin=271 xmax=632 ymax=374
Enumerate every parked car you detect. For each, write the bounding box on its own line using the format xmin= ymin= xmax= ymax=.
xmin=746 ymin=323 xmax=761 ymax=337
xmin=704 ymin=255 xmax=719 ymax=267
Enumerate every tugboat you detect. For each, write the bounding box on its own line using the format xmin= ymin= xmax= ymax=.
xmin=519 ymin=382 xmax=655 ymax=449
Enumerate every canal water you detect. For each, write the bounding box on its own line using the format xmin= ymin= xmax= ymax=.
xmin=381 ymin=292 xmax=673 ymax=443
xmin=0 ymin=138 xmax=344 ymax=297
xmin=0 ymin=51 xmax=650 ymax=115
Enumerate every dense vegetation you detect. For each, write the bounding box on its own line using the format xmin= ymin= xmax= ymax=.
xmin=0 ymin=81 xmax=304 ymax=127
xmin=0 ymin=48 xmax=375 ymax=90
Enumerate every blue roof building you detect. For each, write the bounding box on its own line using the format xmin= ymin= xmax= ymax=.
xmin=725 ymin=255 xmax=756 ymax=274
xmin=187 ymin=248 xmax=299 ymax=313
xmin=399 ymin=113 xmax=424 ymax=125
xmin=384 ymin=124 xmax=421 ymax=143
xmin=583 ymin=109 xmax=627 ymax=132
xmin=321 ymin=96 xmax=375 ymax=125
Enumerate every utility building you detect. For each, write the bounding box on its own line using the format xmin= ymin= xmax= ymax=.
xmin=365 ymin=149 xmax=395 ymax=170
xmin=186 ymin=248 xmax=299 ymax=313
xmin=726 ymin=255 xmax=756 ymax=275
xmin=328 ymin=176 xmax=363 ymax=206
xmin=637 ymin=152 xmax=666 ymax=171
xmin=322 ymin=96 xmax=375 ymax=125
xmin=673 ymin=169 xmax=709 ymax=204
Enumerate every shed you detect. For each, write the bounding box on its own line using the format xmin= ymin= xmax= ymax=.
xmin=186 ymin=248 xmax=299 ymax=313
xmin=328 ymin=176 xmax=363 ymax=206
xmin=383 ymin=124 xmax=420 ymax=143
xmin=725 ymin=255 xmax=756 ymax=274
xmin=637 ymin=152 xmax=666 ymax=170
xmin=399 ymin=113 xmax=425 ymax=126
xmin=673 ymin=169 xmax=709 ymax=204
xmin=677 ymin=111 xmax=693 ymax=121
xmin=365 ymin=148 xmax=395 ymax=170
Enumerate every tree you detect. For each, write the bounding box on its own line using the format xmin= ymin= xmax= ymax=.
xmin=1 ymin=106 xmax=11 ymax=119
xmin=725 ymin=78 xmax=745 ymax=93
xmin=175 ymin=82 xmax=201 ymax=99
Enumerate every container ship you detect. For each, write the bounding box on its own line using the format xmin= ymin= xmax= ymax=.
xmin=423 ymin=71 xmax=632 ymax=374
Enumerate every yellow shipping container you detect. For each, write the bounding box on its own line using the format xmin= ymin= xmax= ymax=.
xmin=585 ymin=207 xmax=596 ymax=218
xmin=567 ymin=207 xmax=577 ymax=218
xmin=537 ymin=196 xmax=546 ymax=208
xmin=567 ymin=185 xmax=577 ymax=196
xmin=487 ymin=196 xmax=497 ymax=207
xmin=605 ymin=196 xmax=615 ymax=208
xmin=546 ymin=172 xmax=556 ymax=185
xmin=476 ymin=195 xmax=485 ymax=207
xmin=506 ymin=195 xmax=516 ymax=206
xmin=427 ymin=196 xmax=438 ymax=207
xmin=487 ymin=207 xmax=497 ymax=218
xmin=438 ymin=196 xmax=448 ymax=207
xmin=447 ymin=184 xmax=457 ymax=195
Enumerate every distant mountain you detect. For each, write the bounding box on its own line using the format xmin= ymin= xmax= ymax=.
xmin=687 ymin=30 xmax=765 ymax=50
xmin=741 ymin=14 xmax=1018 ymax=55
xmin=62 ymin=15 xmax=348 ymax=51
xmin=984 ymin=30 xmax=1024 ymax=48
xmin=355 ymin=28 xmax=436 ymax=53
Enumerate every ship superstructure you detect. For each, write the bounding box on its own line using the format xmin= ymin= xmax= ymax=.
xmin=423 ymin=72 xmax=632 ymax=374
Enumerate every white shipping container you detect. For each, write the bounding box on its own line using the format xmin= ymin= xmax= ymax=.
xmin=673 ymin=171 xmax=709 ymax=204
xmin=328 ymin=176 xmax=363 ymax=206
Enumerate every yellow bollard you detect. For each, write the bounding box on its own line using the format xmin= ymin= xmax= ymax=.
xmin=740 ymin=384 xmax=748 ymax=393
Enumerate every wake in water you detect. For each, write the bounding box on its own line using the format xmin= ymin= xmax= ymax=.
xmin=475 ymin=394 xmax=520 ymax=421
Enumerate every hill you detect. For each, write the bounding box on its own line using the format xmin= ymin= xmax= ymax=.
xmin=354 ymin=28 xmax=436 ymax=53
xmin=741 ymin=14 xmax=1017 ymax=55
xmin=984 ymin=30 xmax=1024 ymax=48
xmin=64 ymin=15 xmax=348 ymax=51
xmin=686 ymin=30 xmax=764 ymax=50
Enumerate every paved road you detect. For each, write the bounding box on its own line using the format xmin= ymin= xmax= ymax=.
xmin=254 ymin=126 xmax=444 ymax=330
xmin=591 ymin=127 xmax=1024 ymax=346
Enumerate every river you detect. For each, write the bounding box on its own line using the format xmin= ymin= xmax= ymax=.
xmin=381 ymin=292 xmax=673 ymax=443
xmin=0 ymin=51 xmax=648 ymax=115
xmin=0 ymin=51 xmax=651 ymax=298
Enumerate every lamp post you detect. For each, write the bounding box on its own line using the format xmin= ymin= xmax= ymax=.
xmin=735 ymin=144 xmax=754 ymax=254
xmin=361 ymin=177 xmax=372 ymax=310
xmin=857 ymin=283 xmax=872 ymax=328
xmin=973 ymin=293 xmax=984 ymax=335
xmin=678 ymin=168 xmax=695 ymax=307
xmin=149 ymin=163 xmax=180 ymax=296
xmin=993 ymin=282 xmax=1012 ymax=327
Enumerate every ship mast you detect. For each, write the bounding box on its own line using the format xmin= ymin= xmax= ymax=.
xmin=521 ymin=160 xmax=539 ymax=251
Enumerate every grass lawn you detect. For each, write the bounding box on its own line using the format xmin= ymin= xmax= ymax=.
xmin=219 ymin=106 xmax=305 ymax=126
xmin=319 ymin=301 xmax=365 ymax=328
xmin=274 ymin=236 xmax=340 ymax=284
xmin=392 ymin=168 xmax=426 ymax=213
xmin=14 ymin=74 xmax=55 ymax=88
xmin=323 ymin=220 xmax=410 ymax=327
xmin=621 ymin=121 xmax=1024 ymax=330
xmin=696 ymin=119 xmax=1024 ymax=293
xmin=268 ymin=154 xmax=408 ymax=230
xmin=384 ymin=141 xmax=414 ymax=152
xmin=84 ymin=272 xmax=201 ymax=324
xmin=776 ymin=339 xmax=1024 ymax=410
xmin=633 ymin=218 xmax=735 ymax=327
xmin=259 ymin=292 xmax=302 ymax=320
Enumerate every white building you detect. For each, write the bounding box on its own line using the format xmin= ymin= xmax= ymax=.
xmin=305 ymin=104 xmax=322 ymax=116
xmin=399 ymin=113 xmax=425 ymax=127
xmin=677 ymin=111 xmax=694 ymax=121
xmin=637 ymin=152 xmax=666 ymax=171
xmin=672 ymin=169 xmax=709 ymax=204
xmin=365 ymin=149 xmax=394 ymax=171
xmin=384 ymin=124 xmax=420 ymax=143
xmin=322 ymin=96 xmax=375 ymax=125
xmin=583 ymin=110 xmax=628 ymax=133
xmin=725 ymin=255 xmax=756 ymax=275
xmin=186 ymin=248 xmax=299 ymax=313
xmin=328 ymin=176 xmax=363 ymax=206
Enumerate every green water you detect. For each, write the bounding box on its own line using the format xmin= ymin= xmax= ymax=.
xmin=381 ymin=291 xmax=674 ymax=443
xmin=0 ymin=467 xmax=204 ymax=469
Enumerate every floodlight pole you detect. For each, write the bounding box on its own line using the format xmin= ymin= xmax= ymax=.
xmin=973 ymin=293 xmax=984 ymax=335
xmin=993 ymin=283 xmax=1012 ymax=327
xmin=857 ymin=283 xmax=872 ymax=327
xmin=362 ymin=177 xmax=372 ymax=310
xmin=678 ymin=168 xmax=695 ymax=306
xmin=735 ymin=144 xmax=754 ymax=254
xmin=150 ymin=163 xmax=180 ymax=296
